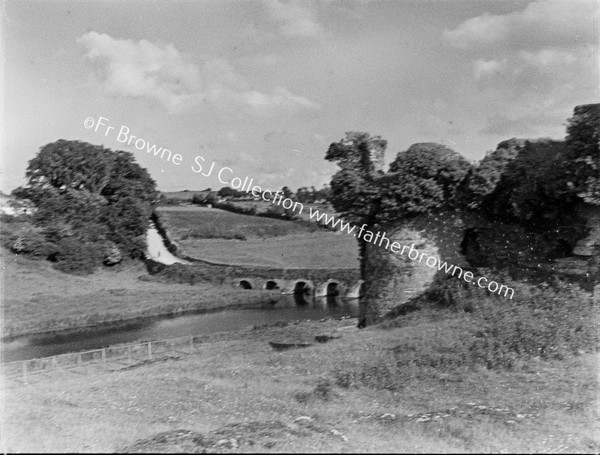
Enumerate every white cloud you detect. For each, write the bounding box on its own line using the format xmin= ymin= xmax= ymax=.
xmin=78 ymin=31 xmax=201 ymax=112
xmin=78 ymin=32 xmax=319 ymax=114
xmin=473 ymin=58 xmax=507 ymax=80
xmin=443 ymin=0 xmax=597 ymax=134
xmin=444 ymin=0 xmax=597 ymax=52
xmin=517 ymin=48 xmax=577 ymax=68
xmin=263 ymin=0 xmax=323 ymax=37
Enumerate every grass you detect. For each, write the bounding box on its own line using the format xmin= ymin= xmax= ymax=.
xmin=157 ymin=206 xmax=320 ymax=240
xmin=177 ymin=233 xmax=359 ymax=268
xmin=157 ymin=206 xmax=359 ymax=269
xmin=2 ymin=207 xmax=597 ymax=452
xmin=0 ymin=250 xmax=278 ymax=337
xmin=2 ymin=311 xmax=598 ymax=452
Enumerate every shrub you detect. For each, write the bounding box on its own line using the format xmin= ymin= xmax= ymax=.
xmin=10 ymin=228 xmax=58 ymax=259
xmin=183 ymin=226 xmax=246 ymax=241
xmin=465 ymin=280 xmax=597 ymax=368
xmin=103 ymin=241 xmax=123 ymax=266
xmin=429 ymin=277 xmax=598 ymax=367
xmin=375 ymin=276 xmax=598 ymax=381
xmin=157 ymin=197 xmax=181 ymax=206
xmin=52 ymin=237 xmax=102 ymax=275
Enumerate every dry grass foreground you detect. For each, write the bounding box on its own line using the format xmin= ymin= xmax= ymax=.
xmin=2 ymin=314 xmax=598 ymax=453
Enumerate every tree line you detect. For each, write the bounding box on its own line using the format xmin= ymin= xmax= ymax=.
xmin=7 ymin=104 xmax=597 ymax=275
xmin=325 ymin=104 xmax=599 ymax=267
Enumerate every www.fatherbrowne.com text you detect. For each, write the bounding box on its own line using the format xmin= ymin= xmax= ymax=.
xmin=84 ymin=115 xmax=515 ymax=300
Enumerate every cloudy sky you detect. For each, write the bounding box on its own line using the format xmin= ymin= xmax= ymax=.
xmin=2 ymin=0 xmax=598 ymax=193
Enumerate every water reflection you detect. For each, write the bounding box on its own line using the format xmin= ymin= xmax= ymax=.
xmin=2 ymin=295 xmax=360 ymax=362
xmin=293 ymin=291 xmax=312 ymax=305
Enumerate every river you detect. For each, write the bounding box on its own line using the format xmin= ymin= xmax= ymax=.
xmin=1 ymin=295 xmax=359 ymax=362
xmin=1 ymin=225 xmax=360 ymax=362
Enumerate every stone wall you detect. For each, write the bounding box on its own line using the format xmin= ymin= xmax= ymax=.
xmin=361 ymin=204 xmax=600 ymax=324
xmin=361 ymin=210 xmax=470 ymax=324
xmin=145 ymin=258 xmax=360 ymax=289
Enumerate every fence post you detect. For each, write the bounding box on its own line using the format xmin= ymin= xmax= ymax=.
xmin=189 ymin=335 xmax=194 ymax=354
xmin=148 ymin=342 xmax=152 ymax=360
xmin=22 ymin=361 xmax=28 ymax=384
xmin=101 ymin=348 xmax=106 ymax=363
xmin=77 ymin=353 xmax=82 ymax=366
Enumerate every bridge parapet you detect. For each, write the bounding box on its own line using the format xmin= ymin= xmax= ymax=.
xmin=146 ymin=259 xmax=361 ymax=299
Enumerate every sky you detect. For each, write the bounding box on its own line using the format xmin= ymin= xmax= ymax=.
xmin=1 ymin=0 xmax=598 ymax=193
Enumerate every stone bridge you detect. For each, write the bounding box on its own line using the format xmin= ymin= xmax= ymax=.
xmin=146 ymin=257 xmax=363 ymax=299
xmin=146 ymin=221 xmax=363 ymax=299
xmin=232 ymin=268 xmax=364 ymax=299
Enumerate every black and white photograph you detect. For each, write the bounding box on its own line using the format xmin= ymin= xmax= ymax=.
xmin=0 ymin=0 xmax=598 ymax=452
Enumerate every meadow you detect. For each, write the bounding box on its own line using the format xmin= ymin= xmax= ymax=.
xmin=157 ymin=206 xmax=321 ymax=240
xmin=3 ymin=297 xmax=598 ymax=453
xmin=157 ymin=206 xmax=360 ymax=269
xmin=0 ymin=250 xmax=278 ymax=338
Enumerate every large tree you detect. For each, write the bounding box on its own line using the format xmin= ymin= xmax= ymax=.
xmin=326 ymin=132 xmax=387 ymax=276
xmin=379 ymin=143 xmax=471 ymax=222
xmin=326 ymin=134 xmax=472 ymax=275
xmin=563 ymin=103 xmax=600 ymax=205
xmin=326 ymin=132 xmax=387 ymax=227
xmin=14 ymin=140 xmax=157 ymax=271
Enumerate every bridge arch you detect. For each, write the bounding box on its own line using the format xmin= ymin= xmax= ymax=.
xmin=315 ymin=279 xmax=343 ymax=297
xmin=263 ymin=279 xmax=284 ymax=290
xmin=290 ymin=279 xmax=314 ymax=295
xmin=238 ymin=279 xmax=255 ymax=289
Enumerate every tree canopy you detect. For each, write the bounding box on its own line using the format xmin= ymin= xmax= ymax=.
xmin=324 ymin=104 xmax=598 ymax=269
xmin=13 ymin=140 xmax=157 ymax=273
xmin=564 ymin=103 xmax=600 ymax=205
xmin=380 ymin=143 xmax=471 ymax=221
xmin=326 ymin=134 xmax=471 ymax=228
xmin=326 ymin=132 xmax=388 ymax=227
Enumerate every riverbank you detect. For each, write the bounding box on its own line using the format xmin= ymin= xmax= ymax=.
xmin=2 ymin=313 xmax=598 ymax=453
xmin=1 ymin=252 xmax=279 ymax=339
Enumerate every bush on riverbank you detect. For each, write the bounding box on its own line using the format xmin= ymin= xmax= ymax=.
xmin=339 ymin=278 xmax=598 ymax=391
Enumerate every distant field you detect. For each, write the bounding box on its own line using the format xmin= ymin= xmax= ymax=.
xmin=157 ymin=206 xmax=321 ymax=240
xmin=160 ymin=190 xmax=210 ymax=200
xmin=157 ymin=206 xmax=359 ymax=269
xmin=179 ymin=233 xmax=359 ymax=268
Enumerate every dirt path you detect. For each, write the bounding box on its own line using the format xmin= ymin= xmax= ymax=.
xmin=146 ymin=224 xmax=187 ymax=265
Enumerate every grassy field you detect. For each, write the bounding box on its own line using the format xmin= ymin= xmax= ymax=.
xmin=0 ymin=251 xmax=279 ymax=338
xmin=157 ymin=206 xmax=321 ymax=240
xmin=157 ymin=206 xmax=360 ymax=269
xmin=3 ymin=309 xmax=598 ymax=452
xmin=1 ymin=207 xmax=598 ymax=452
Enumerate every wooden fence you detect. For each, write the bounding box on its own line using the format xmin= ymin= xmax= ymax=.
xmin=1 ymin=334 xmax=201 ymax=385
